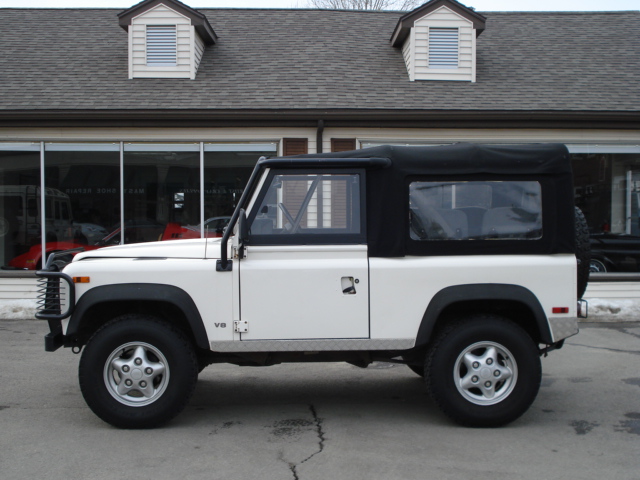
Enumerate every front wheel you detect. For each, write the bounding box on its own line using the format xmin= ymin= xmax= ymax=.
xmin=79 ymin=314 xmax=198 ymax=429
xmin=425 ymin=315 xmax=541 ymax=427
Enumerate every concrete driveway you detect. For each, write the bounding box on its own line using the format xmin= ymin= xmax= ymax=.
xmin=0 ymin=320 xmax=638 ymax=480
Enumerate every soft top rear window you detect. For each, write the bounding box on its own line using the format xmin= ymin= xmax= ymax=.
xmin=410 ymin=181 xmax=542 ymax=241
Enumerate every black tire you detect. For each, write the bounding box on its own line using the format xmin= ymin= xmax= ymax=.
xmin=402 ymin=355 xmax=425 ymax=377
xmin=0 ymin=216 xmax=13 ymax=238
xmin=575 ymin=207 xmax=591 ymax=299
xmin=79 ymin=314 xmax=198 ymax=429
xmin=407 ymin=364 xmax=425 ymax=377
xmin=425 ymin=315 xmax=541 ymax=428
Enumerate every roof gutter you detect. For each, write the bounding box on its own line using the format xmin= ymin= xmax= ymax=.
xmin=0 ymin=110 xmax=638 ymax=130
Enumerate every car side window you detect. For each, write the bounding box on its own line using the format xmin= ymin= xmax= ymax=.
xmin=410 ymin=181 xmax=543 ymax=241
xmin=248 ymin=171 xmax=364 ymax=244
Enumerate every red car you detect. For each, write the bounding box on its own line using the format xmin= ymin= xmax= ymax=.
xmin=7 ymin=219 xmax=228 ymax=270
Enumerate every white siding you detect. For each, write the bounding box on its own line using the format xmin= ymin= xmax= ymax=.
xmin=320 ymin=127 xmax=640 ymax=154
xmin=402 ymin=31 xmax=413 ymax=79
xmin=194 ymin=32 xmax=205 ymax=73
xmin=0 ymin=276 xmax=38 ymax=300
xmin=401 ymin=5 xmax=476 ymax=83
xmin=585 ymin=282 xmax=640 ymax=300
xmin=129 ymin=3 xmax=196 ymax=79
xmin=2 ymin=126 xmax=639 ymax=151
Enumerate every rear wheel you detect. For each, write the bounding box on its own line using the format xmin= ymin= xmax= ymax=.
xmin=425 ymin=315 xmax=541 ymax=427
xmin=79 ymin=314 xmax=198 ymax=429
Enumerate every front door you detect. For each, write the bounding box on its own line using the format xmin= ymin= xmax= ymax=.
xmin=239 ymin=170 xmax=369 ymax=341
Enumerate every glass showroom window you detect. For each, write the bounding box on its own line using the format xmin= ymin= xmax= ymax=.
xmin=44 ymin=143 xmax=120 ymax=249
xmin=123 ymin=144 xmax=200 ymax=244
xmin=0 ymin=143 xmax=41 ymax=269
xmin=203 ymin=143 xmax=277 ymax=236
xmin=571 ymin=146 xmax=640 ymax=273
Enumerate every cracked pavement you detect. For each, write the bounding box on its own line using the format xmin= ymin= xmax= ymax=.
xmin=0 ymin=320 xmax=639 ymax=480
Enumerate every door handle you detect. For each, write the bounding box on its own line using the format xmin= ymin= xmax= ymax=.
xmin=341 ymin=276 xmax=358 ymax=295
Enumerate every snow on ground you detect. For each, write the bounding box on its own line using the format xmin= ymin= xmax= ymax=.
xmin=0 ymin=299 xmax=37 ymax=320
xmin=0 ymin=298 xmax=638 ymax=321
xmin=586 ymin=298 xmax=640 ymax=321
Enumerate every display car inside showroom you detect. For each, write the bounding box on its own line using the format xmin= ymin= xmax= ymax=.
xmin=0 ymin=0 xmax=639 ymax=302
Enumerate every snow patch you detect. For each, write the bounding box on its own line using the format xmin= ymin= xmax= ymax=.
xmin=586 ymin=298 xmax=640 ymax=320
xmin=0 ymin=299 xmax=37 ymax=320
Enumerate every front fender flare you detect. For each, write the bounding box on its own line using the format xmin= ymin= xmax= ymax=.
xmin=67 ymin=283 xmax=209 ymax=349
xmin=415 ymin=284 xmax=552 ymax=347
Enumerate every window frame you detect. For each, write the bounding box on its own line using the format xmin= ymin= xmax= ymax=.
xmin=246 ymin=168 xmax=367 ymax=246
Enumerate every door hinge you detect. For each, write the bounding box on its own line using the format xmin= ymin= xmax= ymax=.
xmin=234 ymin=320 xmax=249 ymax=333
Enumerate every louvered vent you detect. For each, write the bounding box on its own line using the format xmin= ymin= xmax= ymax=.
xmin=429 ymin=28 xmax=458 ymax=69
xmin=146 ymin=25 xmax=177 ymax=66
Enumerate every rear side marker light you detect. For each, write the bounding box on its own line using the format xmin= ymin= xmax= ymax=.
xmin=73 ymin=277 xmax=90 ymax=284
xmin=552 ymin=307 xmax=569 ymax=314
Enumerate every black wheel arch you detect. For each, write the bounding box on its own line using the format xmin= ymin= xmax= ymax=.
xmin=415 ymin=284 xmax=553 ymax=348
xmin=67 ymin=284 xmax=209 ymax=350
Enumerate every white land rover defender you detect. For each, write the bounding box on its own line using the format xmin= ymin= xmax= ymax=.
xmin=37 ymin=143 xmax=589 ymax=429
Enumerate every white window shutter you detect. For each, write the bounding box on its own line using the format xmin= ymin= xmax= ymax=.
xmin=429 ymin=28 xmax=459 ymax=69
xmin=146 ymin=25 xmax=177 ymax=66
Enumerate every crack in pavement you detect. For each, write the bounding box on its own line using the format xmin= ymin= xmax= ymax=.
xmin=286 ymin=404 xmax=325 ymax=480
xmin=619 ymin=327 xmax=640 ymax=342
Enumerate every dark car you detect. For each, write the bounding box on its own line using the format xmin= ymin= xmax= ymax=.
xmin=589 ymin=233 xmax=640 ymax=273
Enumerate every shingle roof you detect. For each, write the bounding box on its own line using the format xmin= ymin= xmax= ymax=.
xmin=0 ymin=8 xmax=638 ymax=120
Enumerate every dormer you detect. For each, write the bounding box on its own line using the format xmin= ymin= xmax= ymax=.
xmin=118 ymin=0 xmax=217 ymax=80
xmin=391 ymin=0 xmax=486 ymax=82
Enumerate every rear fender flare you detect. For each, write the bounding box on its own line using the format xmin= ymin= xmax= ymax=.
xmin=415 ymin=284 xmax=552 ymax=346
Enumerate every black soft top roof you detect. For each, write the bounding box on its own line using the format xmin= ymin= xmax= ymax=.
xmin=277 ymin=143 xmax=575 ymax=257
xmin=290 ymin=143 xmax=571 ymax=176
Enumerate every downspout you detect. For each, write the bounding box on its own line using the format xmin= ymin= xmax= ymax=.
xmin=316 ymin=119 xmax=325 ymax=153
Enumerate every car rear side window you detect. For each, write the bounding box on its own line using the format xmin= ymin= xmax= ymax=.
xmin=409 ymin=181 xmax=542 ymax=241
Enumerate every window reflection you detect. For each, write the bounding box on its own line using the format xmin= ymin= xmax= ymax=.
xmin=124 ymin=144 xmax=200 ymax=244
xmin=0 ymin=148 xmax=40 ymax=268
xmin=44 ymin=145 xmax=120 ymax=251
xmin=572 ymin=151 xmax=640 ymax=273
xmin=203 ymin=149 xmax=263 ymax=235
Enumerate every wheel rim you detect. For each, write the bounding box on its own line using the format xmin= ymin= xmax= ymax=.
xmin=103 ymin=342 xmax=170 ymax=407
xmin=454 ymin=341 xmax=518 ymax=406
xmin=0 ymin=218 xmax=9 ymax=237
xmin=589 ymin=259 xmax=607 ymax=273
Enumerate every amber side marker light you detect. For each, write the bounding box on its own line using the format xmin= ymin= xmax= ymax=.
xmin=73 ymin=277 xmax=90 ymax=284
xmin=552 ymin=307 xmax=569 ymax=314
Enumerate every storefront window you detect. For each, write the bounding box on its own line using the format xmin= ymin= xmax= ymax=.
xmin=45 ymin=143 xmax=120 ymax=250
xmin=123 ymin=144 xmax=200 ymax=244
xmin=571 ymin=146 xmax=640 ymax=273
xmin=0 ymin=141 xmax=279 ymax=268
xmin=0 ymin=144 xmax=40 ymax=268
xmin=203 ymin=144 xmax=277 ymax=236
